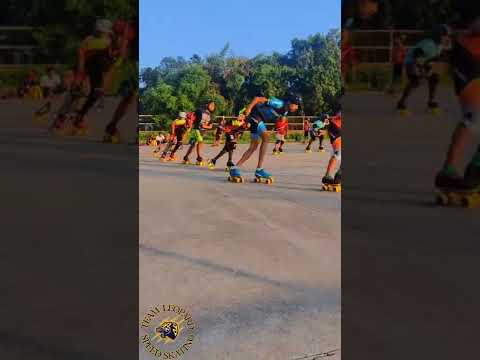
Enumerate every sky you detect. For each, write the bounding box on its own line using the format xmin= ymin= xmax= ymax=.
xmin=140 ymin=0 xmax=341 ymax=68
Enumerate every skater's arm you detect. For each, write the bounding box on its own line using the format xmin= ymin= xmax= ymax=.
xmin=245 ymin=97 xmax=268 ymax=116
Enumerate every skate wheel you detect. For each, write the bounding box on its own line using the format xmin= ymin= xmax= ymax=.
xmin=436 ymin=193 xmax=449 ymax=206
xmin=254 ymin=177 xmax=260 ymax=183
xmin=462 ymin=194 xmax=480 ymax=209
xmin=399 ymin=110 xmax=411 ymax=117
xmin=266 ymin=178 xmax=273 ymax=185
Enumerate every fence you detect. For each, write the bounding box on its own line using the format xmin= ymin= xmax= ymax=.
xmin=350 ymin=29 xmax=429 ymax=64
xmin=138 ymin=115 xmax=318 ymax=132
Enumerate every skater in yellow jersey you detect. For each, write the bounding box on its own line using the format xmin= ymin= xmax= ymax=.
xmin=161 ymin=112 xmax=189 ymax=161
xmin=182 ymin=100 xmax=215 ymax=166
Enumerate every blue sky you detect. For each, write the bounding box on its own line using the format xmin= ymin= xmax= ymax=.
xmin=140 ymin=0 xmax=341 ymax=68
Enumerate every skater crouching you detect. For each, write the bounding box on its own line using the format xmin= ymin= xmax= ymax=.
xmin=228 ymin=93 xmax=302 ymax=182
xmin=397 ymin=24 xmax=451 ymax=115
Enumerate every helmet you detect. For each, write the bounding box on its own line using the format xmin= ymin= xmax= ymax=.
xmin=286 ymin=93 xmax=302 ymax=105
xmin=96 ymin=19 xmax=113 ymax=34
xmin=179 ymin=112 xmax=187 ymax=119
xmin=431 ymin=24 xmax=451 ymax=43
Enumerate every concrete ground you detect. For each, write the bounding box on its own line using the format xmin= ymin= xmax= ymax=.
xmin=1 ymin=98 xmax=139 ymax=360
xmin=343 ymin=88 xmax=480 ymax=359
xmin=140 ymin=142 xmax=341 ymax=359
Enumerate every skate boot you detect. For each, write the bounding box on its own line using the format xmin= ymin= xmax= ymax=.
xmin=254 ymin=168 xmax=274 ymax=184
xmin=228 ymin=167 xmax=244 ymax=183
xmin=463 ymin=159 xmax=480 ymax=191
xmin=461 ymin=160 xmax=480 ymax=208
xmin=159 ymin=153 xmax=168 ymax=162
xmin=49 ymin=114 xmax=68 ymax=135
xmin=305 ymin=147 xmax=312 ymax=153
xmin=427 ymin=101 xmax=441 ymax=116
xmin=182 ymin=156 xmax=192 ymax=165
xmin=208 ymin=159 xmax=216 ymax=170
xmin=318 ymin=146 xmax=325 ymax=153
xmin=278 ymin=148 xmax=284 ymax=154
xmin=34 ymin=103 xmax=51 ymax=123
xmin=166 ymin=155 xmax=176 ymax=162
xmin=434 ymin=166 xmax=466 ymax=207
xmin=196 ymin=157 xmax=206 ymax=167
xmin=397 ymin=101 xmax=411 ymax=117
xmin=434 ymin=166 xmax=463 ymax=190
xmin=273 ymin=149 xmax=279 ymax=156
xmin=225 ymin=161 xmax=235 ymax=172
xmin=102 ymin=124 xmax=121 ymax=144
xmin=71 ymin=116 xmax=89 ymax=136
xmin=334 ymin=169 xmax=342 ymax=184
xmin=322 ymin=174 xmax=340 ymax=192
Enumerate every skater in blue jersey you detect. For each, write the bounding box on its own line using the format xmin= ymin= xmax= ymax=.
xmin=396 ymin=24 xmax=452 ymax=115
xmin=229 ymin=93 xmax=302 ymax=182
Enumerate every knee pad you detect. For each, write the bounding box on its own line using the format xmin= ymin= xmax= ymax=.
xmin=462 ymin=109 xmax=480 ymax=134
xmin=333 ymin=150 xmax=341 ymax=162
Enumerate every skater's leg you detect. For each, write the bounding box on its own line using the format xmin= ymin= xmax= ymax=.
xmin=196 ymin=142 xmax=203 ymax=161
xmin=318 ymin=135 xmax=324 ymax=150
xmin=257 ymin=130 xmax=270 ymax=169
xmin=306 ymin=136 xmax=314 ymax=151
xmin=444 ymin=124 xmax=472 ymax=171
xmin=169 ymin=142 xmax=182 ymax=157
xmin=184 ymin=143 xmax=195 ymax=160
xmin=398 ymin=64 xmax=419 ymax=108
xmin=213 ymin=144 xmax=228 ymax=162
xmin=279 ymin=140 xmax=285 ymax=152
xmin=273 ymin=140 xmax=280 ymax=152
xmin=427 ymin=73 xmax=439 ymax=105
xmin=325 ymin=138 xmax=341 ymax=177
xmin=236 ymin=140 xmax=258 ymax=167
xmin=106 ymin=90 xmax=135 ymax=133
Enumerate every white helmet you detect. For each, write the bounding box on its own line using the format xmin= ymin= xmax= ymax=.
xmin=179 ymin=112 xmax=187 ymax=119
xmin=96 ymin=19 xmax=113 ymax=34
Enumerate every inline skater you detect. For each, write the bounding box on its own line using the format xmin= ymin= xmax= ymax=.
xmin=272 ymin=115 xmax=288 ymax=155
xmin=397 ymin=24 xmax=452 ymax=115
xmin=434 ymin=8 xmax=480 ymax=192
xmin=228 ymin=93 xmax=302 ymax=183
xmin=305 ymin=114 xmax=328 ymax=153
xmin=208 ymin=110 xmax=247 ymax=170
xmin=322 ymin=106 xmax=342 ymax=190
xmin=182 ymin=100 xmax=215 ymax=165
xmin=161 ymin=112 xmax=188 ymax=162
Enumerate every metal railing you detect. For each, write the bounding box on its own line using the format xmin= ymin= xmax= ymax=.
xmin=138 ymin=115 xmax=318 ymax=132
xmin=349 ymin=29 xmax=458 ymax=64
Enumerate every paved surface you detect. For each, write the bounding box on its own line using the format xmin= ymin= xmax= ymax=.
xmin=1 ymin=98 xmax=139 ymax=360
xmin=343 ymin=88 xmax=480 ymax=359
xmin=140 ymin=142 xmax=341 ymax=359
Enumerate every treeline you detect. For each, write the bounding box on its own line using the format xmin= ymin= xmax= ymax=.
xmin=139 ymin=30 xmax=341 ymax=128
xmin=0 ymin=0 xmax=138 ymax=65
